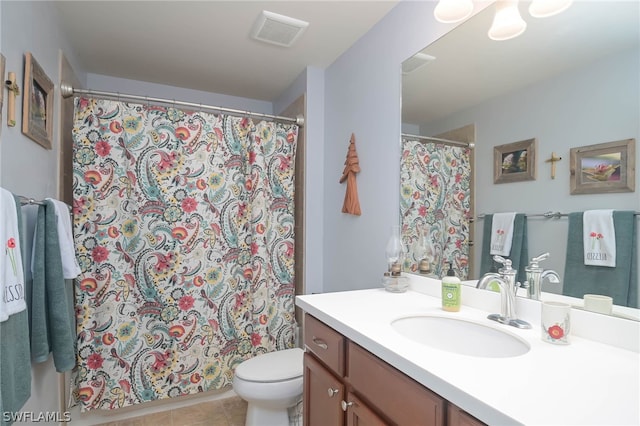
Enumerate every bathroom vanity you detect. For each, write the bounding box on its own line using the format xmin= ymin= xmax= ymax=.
xmin=296 ymin=277 xmax=640 ymax=425
xmin=303 ymin=313 xmax=482 ymax=426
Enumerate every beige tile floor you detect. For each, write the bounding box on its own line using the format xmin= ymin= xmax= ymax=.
xmin=97 ymin=396 xmax=247 ymax=426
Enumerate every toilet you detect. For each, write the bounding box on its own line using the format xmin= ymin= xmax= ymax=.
xmin=232 ymin=347 xmax=304 ymax=426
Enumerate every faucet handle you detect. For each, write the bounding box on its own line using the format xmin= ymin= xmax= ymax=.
xmin=492 ymin=255 xmax=509 ymax=266
xmin=528 ymin=252 xmax=550 ymax=269
xmin=531 ymin=252 xmax=550 ymax=263
xmin=493 ymin=255 xmax=516 ymax=276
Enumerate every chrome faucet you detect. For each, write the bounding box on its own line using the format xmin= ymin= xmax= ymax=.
xmin=476 ymin=255 xmax=531 ymax=329
xmin=523 ymin=253 xmax=560 ymax=301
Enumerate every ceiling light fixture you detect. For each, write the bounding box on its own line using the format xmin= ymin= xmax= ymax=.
xmin=488 ymin=0 xmax=527 ymax=41
xmin=529 ymin=0 xmax=573 ymax=18
xmin=434 ymin=0 xmax=573 ymax=42
xmin=434 ymin=0 xmax=474 ymax=23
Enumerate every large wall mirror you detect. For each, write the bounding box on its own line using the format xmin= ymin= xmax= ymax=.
xmin=401 ymin=1 xmax=639 ymax=319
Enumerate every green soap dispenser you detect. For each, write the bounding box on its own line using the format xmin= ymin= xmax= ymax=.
xmin=441 ymin=262 xmax=461 ymax=312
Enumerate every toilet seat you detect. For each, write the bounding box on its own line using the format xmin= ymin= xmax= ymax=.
xmin=235 ymin=348 xmax=304 ymax=383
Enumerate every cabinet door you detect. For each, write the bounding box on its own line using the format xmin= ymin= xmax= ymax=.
xmin=347 ymin=341 xmax=445 ymax=426
xmin=344 ymin=392 xmax=389 ymax=426
xmin=447 ymin=404 xmax=486 ymax=426
xmin=304 ymin=352 xmax=345 ymax=426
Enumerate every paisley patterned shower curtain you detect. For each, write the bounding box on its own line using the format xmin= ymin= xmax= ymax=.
xmin=71 ymin=98 xmax=298 ymax=410
xmin=400 ymin=138 xmax=471 ymax=278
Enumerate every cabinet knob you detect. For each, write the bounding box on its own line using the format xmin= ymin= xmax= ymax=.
xmin=327 ymin=388 xmax=339 ymax=397
xmin=341 ymin=400 xmax=353 ymax=411
xmin=312 ymin=337 xmax=328 ymax=350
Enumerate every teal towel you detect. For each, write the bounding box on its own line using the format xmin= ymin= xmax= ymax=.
xmin=0 ymin=194 xmax=32 ymax=424
xmin=479 ymin=214 xmax=529 ymax=283
xmin=30 ymin=200 xmax=76 ymax=372
xmin=563 ymin=211 xmax=638 ymax=308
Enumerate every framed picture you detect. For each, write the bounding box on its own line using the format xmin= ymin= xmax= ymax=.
xmin=22 ymin=52 xmax=54 ymax=149
xmin=570 ymin=138 xmax=635 ymax=194
xmin=493 ymin=138 xmax=537 ymax=184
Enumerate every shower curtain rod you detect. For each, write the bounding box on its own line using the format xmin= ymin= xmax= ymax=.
xmin=60 ymin=82 xmax=305 ymax=127
xmin=401 ymin=133 xmax=474 ymax=148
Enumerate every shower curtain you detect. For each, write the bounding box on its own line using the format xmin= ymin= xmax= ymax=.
xmin=400 ymin=138 xmax=471 ymax=278
xmin=71 ymin=97 xmax=298 ymax=410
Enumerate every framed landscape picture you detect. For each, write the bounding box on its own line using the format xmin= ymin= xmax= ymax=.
xmin=22 ymin=52 xmax=54 ymax=149
xmin=493 ymin=138 xmax=537 ymax=184
xmin=570 ymin=138 xmax=635 ymax=194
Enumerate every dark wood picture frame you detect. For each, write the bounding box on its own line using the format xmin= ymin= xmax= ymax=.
xmin=493 ymin=138 xmax=537 ymax=184
xmin=22 ymin=52 xmax=54 ymax=149
xmin=570 ymin=138 xmax=635 ymax=194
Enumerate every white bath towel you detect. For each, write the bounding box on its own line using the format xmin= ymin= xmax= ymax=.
xmin=583 ymin=209 xmax=616 ymax=267
xmin=46 ymin=198 xmax=81 ymax=279
xmin=0 ymin=188 xmax=26 ymax=321
xmin=489 ymin=212 xmax=516 ymax=256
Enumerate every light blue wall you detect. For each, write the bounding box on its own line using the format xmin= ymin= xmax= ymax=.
xmin=272 ymin=66 xmax=326 ymax=296
xmin=86 ymin=73 xmax=274 ymax=114
xmin=0 ymin=0 xmax=88 ymax=418
xmin=321 ymin=1 xmax=485 ymax=292
xmin=421 ymin=47 xmax=640 ymax=284
xmin=0 ymin=1 xmax=86 ymax=195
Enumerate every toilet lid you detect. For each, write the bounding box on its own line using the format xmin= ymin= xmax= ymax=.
xmin=235 ymin=348 xmax=304 ymax=383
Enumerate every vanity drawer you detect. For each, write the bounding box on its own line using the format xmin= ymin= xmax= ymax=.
xmin=347 ymin=341 xmax=445 ymax=426
xmin=304 ymin=314 xmax=345 ymax=376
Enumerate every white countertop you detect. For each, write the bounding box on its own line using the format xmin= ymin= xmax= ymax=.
xmin=296 ymin=282 xmax=640 ymax=425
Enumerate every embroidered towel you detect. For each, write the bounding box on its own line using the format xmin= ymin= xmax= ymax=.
xmin=46 ymin=198 xmax=81 ymax=279
xmin=490 ymin=212 xmax=516 ymax=256
xmin=564 ymin=211 xmax=636 ymax=307
xmin=0 ymin=193 xmax=32 ymax=418
xmin=480 ymin=214 xmax=529 ymax=283
xmin=0 ymin=188 xmax=26 ymax=321
xmin=583 ymin=209 xmax=616 ymax=267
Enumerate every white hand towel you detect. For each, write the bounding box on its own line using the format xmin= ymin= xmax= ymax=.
xmin=0 ymin=188 xmax=26 ymax=321
xmin=46 ymin=198 xmax=81 ymax=279
xmin=583 ymin=209 xmax=616 ymax=267
xmin=490 ymin=212 xmax=516 ymax=256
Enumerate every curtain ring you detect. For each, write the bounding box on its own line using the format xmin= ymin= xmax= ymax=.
xmin=145 ymin=95 xmax=150 ymax=109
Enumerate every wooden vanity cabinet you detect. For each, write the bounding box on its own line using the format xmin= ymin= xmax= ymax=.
xmin=303 ymin=352 xmax=345 ymax=425
xmin=348 ymin=341 xmax=445 ymax=425
xmin=344 ymin=391 xmax=387 ymax=426
xmin=447 ymin=404 xmax=486 ymax=426
xmin=303 ymin=314 xmax=486 ymax=426
xmin=303 ymin=314 xmax=347 ymax=425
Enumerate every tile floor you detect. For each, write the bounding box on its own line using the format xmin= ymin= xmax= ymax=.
xmin=97 ymin=396 xmax=248 ymax=426
xmin=96 ymin=396 xmax=303 ymax=426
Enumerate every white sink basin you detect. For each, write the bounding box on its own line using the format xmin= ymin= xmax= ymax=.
xmin=391 ymin=315 xmax=530 ymax=358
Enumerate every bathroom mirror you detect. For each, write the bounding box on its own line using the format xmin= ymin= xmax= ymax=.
xmin=401 ymin=1 xmax=639 ymax=318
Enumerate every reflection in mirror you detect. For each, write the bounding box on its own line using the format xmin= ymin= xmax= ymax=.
xmin=400 ymin=134 xmax=473 ymax=279
xmin=401 ymin=1 xmax=639 ymax=319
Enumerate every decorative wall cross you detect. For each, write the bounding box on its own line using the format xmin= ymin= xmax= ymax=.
xmin=545 ymin=152 xmax=562 ymax=179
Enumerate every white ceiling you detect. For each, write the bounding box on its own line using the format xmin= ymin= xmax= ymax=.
xmin=53 ymin=0 xmax=400 ymax=102
xmin=402 ymin=1 xmax=640 ymax=126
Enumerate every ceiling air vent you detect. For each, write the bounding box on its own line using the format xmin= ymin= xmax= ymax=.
xmin=402 ymin=53 xmax=436 ymax=75
xmin=251 ymin=10 xmax=309 ymax=48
